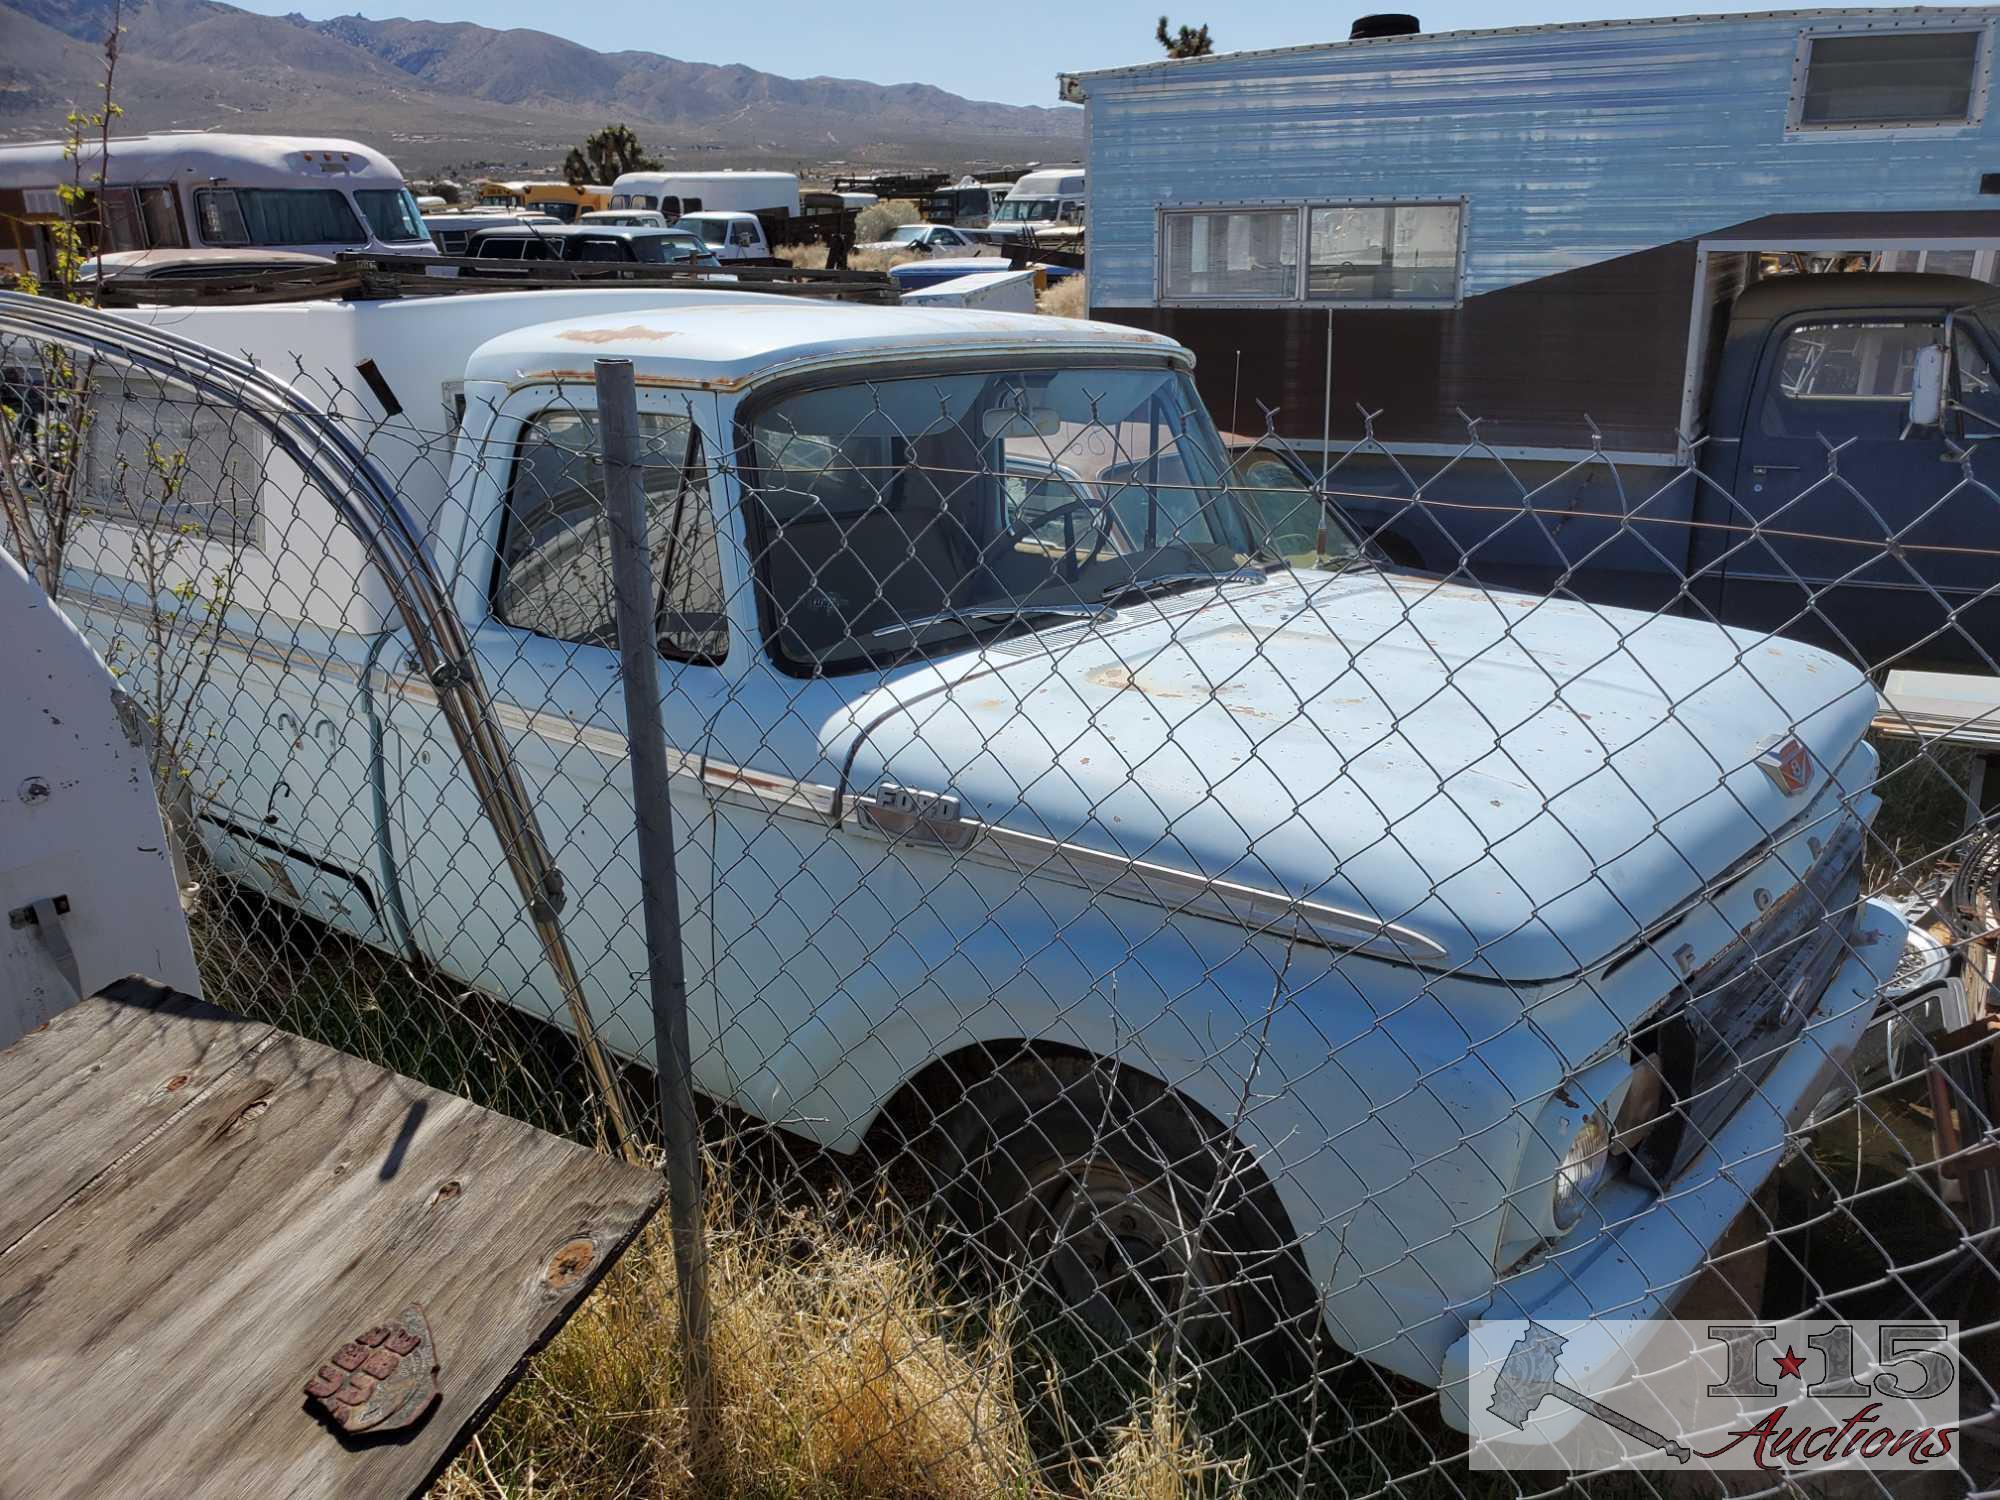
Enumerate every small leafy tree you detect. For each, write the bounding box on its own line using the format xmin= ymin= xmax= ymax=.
xmin=0 ymin=0 xmax=123 ymax=596
xmin=1156 ymin=16 xmax=1214 ymax=58
xmin=564 ymin=124 xmax=662 ymax=188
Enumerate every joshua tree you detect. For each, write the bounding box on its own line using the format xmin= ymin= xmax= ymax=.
xmin=1156 ymin=16 xmax=1214 ymax=58
xmin=564 ymin=124 xmax=662 ymax=187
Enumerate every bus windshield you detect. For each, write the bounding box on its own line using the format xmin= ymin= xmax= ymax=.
xmin=355 ymin=189 xmax=430 ymax=244
xmin=995 ymin=197 xmax=1056 ymax=223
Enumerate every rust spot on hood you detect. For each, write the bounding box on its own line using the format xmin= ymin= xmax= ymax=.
xmin=555 ymin=324 xmax=678 ymax=344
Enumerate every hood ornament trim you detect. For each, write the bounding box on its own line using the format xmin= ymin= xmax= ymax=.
xmin=1754 ymin=735 xmax=1815 ymax=797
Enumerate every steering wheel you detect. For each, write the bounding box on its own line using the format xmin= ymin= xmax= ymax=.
xmin=1010 ymin=494 xmax=1116 ymax=580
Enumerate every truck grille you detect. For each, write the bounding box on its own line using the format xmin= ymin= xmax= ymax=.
xmin=1631 ymin=816 xmax=1865 ymax=1187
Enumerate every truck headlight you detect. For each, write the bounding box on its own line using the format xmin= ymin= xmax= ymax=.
xmin=1552 ymin=1112 xmax=1610 ymax=1231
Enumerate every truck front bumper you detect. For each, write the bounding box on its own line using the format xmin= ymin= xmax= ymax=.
xmin=1436 ymin=896 xmax=1906 ymax=1435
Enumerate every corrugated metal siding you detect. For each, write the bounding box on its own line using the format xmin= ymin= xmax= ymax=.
xmin=1081 ymin=10 xmax=2000 ymax=306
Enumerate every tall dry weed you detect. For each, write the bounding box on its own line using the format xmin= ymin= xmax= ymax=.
xmin=435 ymin=1173 xmax=1243 ymax=1500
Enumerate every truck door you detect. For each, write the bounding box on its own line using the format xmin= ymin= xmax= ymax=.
xmin=1725 ymin=310 xmax=2000 ymax=670
xmin=385 ymin=392 xmax=728 ymax=1068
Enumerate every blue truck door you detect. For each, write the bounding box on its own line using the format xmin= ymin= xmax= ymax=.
xmin=1724 ymin=310 xmax=2000 ymax=670
xmin=384 ymin=399 xmax=726 ymax=1068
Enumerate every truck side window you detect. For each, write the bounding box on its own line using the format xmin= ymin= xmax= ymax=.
xmin=80 ymin=372 xmax=264 ymax=547
xmin=1953 ymin=325 xmax=2000 ymax=434
xmin=497 ymin=408 xmax=728 ymax=663
xmin=1762 ymin=319 xmax=1936 ymax=438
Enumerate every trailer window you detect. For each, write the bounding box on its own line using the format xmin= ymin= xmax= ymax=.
xmin=497 ymin=408 xmax=727 ymax=663
xmin=1793 ymin=29 xmax=1985 ymax=130
xmin=1161 ymin=208 xmax=1298 ymax=301
xmin=1307 ymin=202 xmax=1461 ymax=304
xmin=194 ymin=187 xmax=366 ymax=247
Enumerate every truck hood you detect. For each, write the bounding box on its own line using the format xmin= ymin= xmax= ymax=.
xmin=832 ymin=572 xmax=1877 ymax=982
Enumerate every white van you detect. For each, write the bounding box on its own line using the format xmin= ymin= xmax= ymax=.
xmin=971 ymin=167 xmax=1085 ymax=243
xmin=607 ymin=170 xmax=801 ymax=223
xmin=0 ymin=133 xmax=436 ymax=278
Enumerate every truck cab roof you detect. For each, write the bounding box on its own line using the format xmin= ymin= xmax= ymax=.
xmin=463 ymin=295 xmax=1186 ymax=391
xmin=1726 ymin=271 xmax=1996 ymax=334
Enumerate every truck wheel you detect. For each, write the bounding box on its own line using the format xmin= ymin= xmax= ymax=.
xmin=922 ymin=1050 xmax=1315 ymax=1377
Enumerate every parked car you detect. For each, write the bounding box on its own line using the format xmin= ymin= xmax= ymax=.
xmin=75 ymin=285 xmax=1901 ymax=1426
xmin=467 ymin=225 xmax=723 ymax=268
xmin=857 ymin=223 xmax=993 ymax=257
xmin=673 ymin=211 xmax=777 ymax=262
xmin=422 ymin=211 xmax=559 ymax=255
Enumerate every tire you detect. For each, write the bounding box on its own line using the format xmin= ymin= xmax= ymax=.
xmin=918 ymin=1049 xmax=1317 ymax=1379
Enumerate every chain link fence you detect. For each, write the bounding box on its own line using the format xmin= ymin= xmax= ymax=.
xmin=3 ymin=290 xmax=1997 ymax=1497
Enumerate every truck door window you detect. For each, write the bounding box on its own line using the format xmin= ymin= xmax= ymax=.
xmin=1227 ymin=449 xmax=1364 ymax=568
xmin=497 ymin=407 xmax=727 ymax=663
xmin=1762 ymin=319 xmax=1938 ymax=438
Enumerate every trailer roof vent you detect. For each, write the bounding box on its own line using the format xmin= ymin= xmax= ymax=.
xmin=1351 ymin=14 xmax=1419 ymax=39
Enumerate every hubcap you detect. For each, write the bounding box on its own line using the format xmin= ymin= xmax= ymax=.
xmin=1008 ymin=1156 xmax=1238 ymax=1349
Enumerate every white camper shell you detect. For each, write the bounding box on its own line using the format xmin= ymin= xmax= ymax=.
xmin=608 ymin=171 xmax=802 ymax=222
xmin=0 ymin=133 xmax=435 ymax=278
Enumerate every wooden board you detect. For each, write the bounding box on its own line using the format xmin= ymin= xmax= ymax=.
xmin=0 ymin=976 xmax=664 ymax=1500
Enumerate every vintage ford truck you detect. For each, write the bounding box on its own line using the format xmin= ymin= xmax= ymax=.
xmin=50 ymin=285 xmax=1903 ymax=1416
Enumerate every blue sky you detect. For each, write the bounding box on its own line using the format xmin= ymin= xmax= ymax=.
xmin=222 ymin=1 xmax=1898 ymax=109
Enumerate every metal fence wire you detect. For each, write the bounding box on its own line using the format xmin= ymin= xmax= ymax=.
xmin=3 ymin=297 xmax=1999 ymax=1498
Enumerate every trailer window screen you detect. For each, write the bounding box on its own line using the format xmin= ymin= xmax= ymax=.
xmin=1307 ymin=203 xmax=1460 ymax=304
xmin=1161 ymin=209 xmax=1298 ymax=300
xmin=80 ymin=373 xmax=265 ymax=547
xmin=1797 ymin=31 xmax=1982 ymax=127
xmin=498 ymin=408 xmax=727 ymax=663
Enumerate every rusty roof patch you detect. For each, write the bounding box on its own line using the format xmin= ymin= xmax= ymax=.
xmin=555 ymin=324 xmax=677 ymax=345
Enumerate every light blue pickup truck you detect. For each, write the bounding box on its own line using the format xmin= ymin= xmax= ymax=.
xmin=61 ymin=286 xmax=1902 ymax=1416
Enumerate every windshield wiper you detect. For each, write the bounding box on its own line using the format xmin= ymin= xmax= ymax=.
xmin=1099 ymin=568 xmax=1268 ymax=606
xmin=867 ymin=602 xmax=1115 ymax=641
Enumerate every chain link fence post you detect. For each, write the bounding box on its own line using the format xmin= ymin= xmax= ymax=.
xmin=597 ymin=355 xmax=714 ymax=1449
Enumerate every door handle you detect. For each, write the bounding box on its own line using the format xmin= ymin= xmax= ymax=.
xmin=1750 ymin=464 xmax=1802 ymax=475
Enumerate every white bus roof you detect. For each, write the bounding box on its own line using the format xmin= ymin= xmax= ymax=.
xmin=0 ymin=133 xmax=407 ymax=184
xmin=610 ymin=170 xmax=800 ymax=187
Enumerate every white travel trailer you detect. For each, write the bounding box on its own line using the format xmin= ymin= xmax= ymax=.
xmin=607 ymin=170 xmax=801 ymax=221
xmin=0 ymin=133 xmax=435 ymax=278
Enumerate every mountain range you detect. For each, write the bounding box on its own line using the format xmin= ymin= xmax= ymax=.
xmin=0 ymin=0 xmax=1084 ymax=173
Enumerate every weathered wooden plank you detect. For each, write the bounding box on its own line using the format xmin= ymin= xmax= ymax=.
xmin=0 ymin=975 xmax=273 ymax=1254
xmin=0 ymin=979 xmax=663 ymax=1500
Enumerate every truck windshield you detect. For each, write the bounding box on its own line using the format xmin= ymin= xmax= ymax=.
xmin=745 ymin=365 xmax=1268 ymax=673
xmin=631 ymin=233 xmax=706 ymax=264
xmin=994 ymin=197 xmax=1056 ymax=223
xmin=689 ymin=218 xmax=730 ymax=246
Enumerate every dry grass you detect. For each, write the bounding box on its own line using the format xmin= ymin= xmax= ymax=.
xmin=1036 ymin=275 xmax=1088 ymax=320
xmin=433 ymin=1180 xmax=1245 ymax=1500
xmin=774 ymin=242 xmax=923 ymax=274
